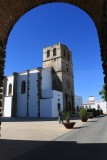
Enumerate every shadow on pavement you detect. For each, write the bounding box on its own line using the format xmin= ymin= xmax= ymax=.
xmin=0 ymin=139 xmax=107 ymax=160
xmin=1 ymin=114 xmax=107 ymax=123
xmin=1 ymin=117 xmax=58 ymax=122
xmin=1 ymin=115 xmax=80 ymax=123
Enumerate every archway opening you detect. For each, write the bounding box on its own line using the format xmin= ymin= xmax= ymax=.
xmin=3 ymin=3 xmax=103 ymax=118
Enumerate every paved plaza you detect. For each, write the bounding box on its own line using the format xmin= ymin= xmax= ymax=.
xmin=1 ymin=116 xmax=106 ymax=160
xmin=1 ymin=117 xmax=85 ymax=141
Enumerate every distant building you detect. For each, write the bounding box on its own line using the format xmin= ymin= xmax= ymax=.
xmin=74 ymin=95 xmax=83 ymax=111
xmin=83 ymin=96 xmax=107 ymax=113
xmin=2 ymin=43 xmax=76 ymax=117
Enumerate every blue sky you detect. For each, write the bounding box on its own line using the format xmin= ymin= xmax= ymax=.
xmin=5 ymin=3 xmax=104 ymax=101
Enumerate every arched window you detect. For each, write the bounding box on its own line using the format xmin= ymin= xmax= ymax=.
xmin=21 ymin=81 xmax=26 ymax=94
xmin=8 ymin=83 xmax=12 ymax=95
xmin=47 ymin=50 xmax=50 ymax=58
xmin=53 ymin=48 xmax=56 ymax=56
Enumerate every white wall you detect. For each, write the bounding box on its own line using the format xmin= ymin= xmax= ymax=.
xmin=28 ymin=70 xmax=38 ymax=117
xmin=40 ymin=90 xmax=63 ymax=117
xmin=4 ymin=96 xmax=12 ymax=117
xmin=95 ymin=101 xmax=107 ymax=113
xmin=40 ymin=99 xmax=52 ymax=117
xmin=6 ymin=76 xmax=14 ymax=96
xmin=17 ymin=72 xmax=27 ymax=117
xmin=52 ymin=90 xmax=63 ymax=117
xmin=42 ymin=68 xmax=52 ymax=90
xmin=4 ymin=68 xmax=63 ymax=118
xmin=83 ymin=100 xmax=107 ymax=113
xmin=89 ymin=96 xmax=95 ymax=102
xmin=42 ymin=90 xmax=53 ymax=98
xmin=17 ymin=70 xmax=39 ymax=117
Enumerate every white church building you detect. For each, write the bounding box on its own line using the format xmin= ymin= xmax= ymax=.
xmin=2 ymin=43 xmax=82 ymax=118
xmin=3 ymin=67 xmax=63 ymax=117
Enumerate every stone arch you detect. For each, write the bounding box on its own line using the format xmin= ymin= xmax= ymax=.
xmin=0 ymin=0 xmax=104 ymax=46
xmin=0 ymin=0 xmax=107 ymax=134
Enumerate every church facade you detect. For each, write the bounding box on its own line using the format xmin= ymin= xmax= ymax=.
xmin=2 ymin=43 xmax=75 ymax=117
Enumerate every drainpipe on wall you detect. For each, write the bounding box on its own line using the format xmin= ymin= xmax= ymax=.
xmin=37 ymin=69 xmax=42 ymax=118
xmin=12 ymin=72 xmax=18 ymax=117
xmin=27 ymin=70 xmax=30 ymax=117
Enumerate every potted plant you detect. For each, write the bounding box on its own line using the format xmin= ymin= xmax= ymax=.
xmin=79 ymin=108 xmax=88 ymax=122
xmin=62 ymin=110 xmax=76 ymax=129
xmin=87 ymin=108 xmax=93 ymax=119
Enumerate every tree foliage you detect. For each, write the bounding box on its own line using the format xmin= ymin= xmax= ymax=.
xmin=99 ymin=84 xmax=107 ymax=102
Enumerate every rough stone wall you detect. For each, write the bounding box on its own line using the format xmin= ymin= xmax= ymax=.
xmin=60 ymin=45 xmax=75 ymax=111
xmin=43 ymin=43 xmax=74 ymax=110
xmin=98 ymin=0 xmax=107 ymax=92
xmin=43 ymin=43 xmax=63 ymax=92
xmin=0 ymin=0 xmax=104 ymax=44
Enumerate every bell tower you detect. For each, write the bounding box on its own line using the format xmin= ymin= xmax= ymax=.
xmin=43 ymin=43 xmax=75 ymax=111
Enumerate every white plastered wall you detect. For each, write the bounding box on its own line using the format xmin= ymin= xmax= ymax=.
xmin=28 ymin=70 xmax=38 ymax=117
xmin=4 ymin=97 xmax=12 ymax=117
xmin=17 ymin=72 xmax=27 ymax=117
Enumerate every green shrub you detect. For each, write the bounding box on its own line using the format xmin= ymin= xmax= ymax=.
xmin=79 ymin=108 xmax=88 ymax=119
xmin=97 ymin=109 xmax=103 ymax=115
xmin=92 ymin=108 xmax=98 ymax=117
xmin=97 ymin=109 xmax=100 ymax=115
xmin=63 ymin=110 xmax=72 ymax=122
xmin=100 ymin=109 xmax=103 ymax=115
xmin=87 ymin=108 xmax=93 ymax=112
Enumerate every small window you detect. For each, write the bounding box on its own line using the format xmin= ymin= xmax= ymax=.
xmin=53 ymin=48 xmax=56 ymax=56
xmin=8 ymin=83 xmax=12 ymax=95
xmin=21 ymin=81 xmax=26 ymax=94
xmin=67 ymin=68 xmax=68 ymax=72
xmin=47 ymin=50 xmax=50 ymax=58
xmin=97 ymin=105 xmax=100 ymax=109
